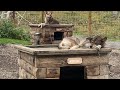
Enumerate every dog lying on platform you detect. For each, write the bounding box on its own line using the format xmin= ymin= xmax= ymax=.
xmin=58 ymin=36 xmax=80 ymax=49
xmin=58 ymin=35 xmax=107 ymax=50
xmin=58 ymin=36 xmax=93 ymax=49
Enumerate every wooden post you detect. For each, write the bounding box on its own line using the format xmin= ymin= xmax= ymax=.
xmin=88 ymin=11 xmax=92 ymax=36
xmin=41 ymin=11 xmax=44 ymax=23
xmin=12 ymin=11 xmax=16 ymax=25
xmin=8 ymin=11 xmax=17 ymax=25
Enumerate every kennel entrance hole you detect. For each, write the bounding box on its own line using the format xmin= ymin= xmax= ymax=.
xmin=60 ymin=66 xmax=87 ymax=79
xmin=54 ymin=32 xmax=64 ymax=40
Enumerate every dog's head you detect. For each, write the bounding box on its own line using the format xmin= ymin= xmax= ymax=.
xmin=86 ymin=37 xmax=93 ymax=43
xmin=45 ymin=11 xmax=53 ymax=23
xmin=91 ymin=36 xmax=107 ymax=48
xmin=85 ymin=37 xmax=93 ymax=48
xmin=80 ymin=37 xmax=93 ymax=48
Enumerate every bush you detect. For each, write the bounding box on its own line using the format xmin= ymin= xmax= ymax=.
xmin=0 ymin=20 xmax=30 ymax=41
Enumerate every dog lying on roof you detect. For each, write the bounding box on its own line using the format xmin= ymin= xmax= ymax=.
xmin=58 ymin=35 xmax=107 ymax=50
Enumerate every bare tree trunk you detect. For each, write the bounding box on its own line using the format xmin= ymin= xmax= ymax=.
xmin=12 ymin=11 xmax=16 ymax=24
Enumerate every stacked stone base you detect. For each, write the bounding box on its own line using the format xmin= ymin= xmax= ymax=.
xmin=86 ymin=65 xmax=109 ymax=79
xmin=18 ymin=59 xmax=60 ymax=79
xmin=18 ymin=51 xmax=109 ymax=79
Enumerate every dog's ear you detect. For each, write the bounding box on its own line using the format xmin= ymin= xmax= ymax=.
xmin=45 ymin=11 xmax=52 ymax=15
xmin=92 ymin=35 xmax=99 ymax=41
xmin=45 ymin=11 xmax=48 ymax=15
xmin=90 ymin=37 xmax=93 ymax=42
xmin=102 ymin=37 xmax=107 ymax=42
xmin=86 ymin=37 xmax=93 ymax=42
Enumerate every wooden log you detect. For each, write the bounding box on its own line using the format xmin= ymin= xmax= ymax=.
xmin=29 ymin=24 xmax=74 ymax=28
xmin=18 ymin=59 xmax=47 ymax=79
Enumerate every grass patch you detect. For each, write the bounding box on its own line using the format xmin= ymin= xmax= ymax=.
xmin=1 ymin=11 xmax=120 ymax=41
xmin=0 ymin=38 xmax=31 ymax=45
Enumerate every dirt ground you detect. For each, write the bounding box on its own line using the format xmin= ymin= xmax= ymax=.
xmin=0 ymin=41 xmax=120 ymax=79
xmin=0 ymin=44 xmax=19 ymax=79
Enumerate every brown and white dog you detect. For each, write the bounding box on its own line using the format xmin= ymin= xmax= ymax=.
xmin=44 ymin=11 xmax=59 ymax=24
xmin=58 ymin=35 xmax=107 ymax=50
xmin=39 ymin=11 xmax=59 ymax=28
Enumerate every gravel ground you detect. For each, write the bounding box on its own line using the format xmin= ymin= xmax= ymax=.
xmin=0 ymin=44 xmax=19 ymax=79
xmin=108 ymin=49 xmax=120 ymax=79
xmin=0 ymin=41 xmax=120 ymax=79
xmin=105 ymin=41 xmax=120 ymax=50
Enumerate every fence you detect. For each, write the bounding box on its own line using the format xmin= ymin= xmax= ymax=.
xmin=0 ymin=11 xmax=120 ymax=40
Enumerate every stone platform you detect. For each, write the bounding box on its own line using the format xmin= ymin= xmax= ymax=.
xmin=15 ymin=44 xmax=112 ymax=79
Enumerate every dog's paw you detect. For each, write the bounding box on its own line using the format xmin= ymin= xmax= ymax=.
xmin=38 ymin=23 xmax=45 ymax=28
xmin=96 ymin=45 xmax=102 ymax=51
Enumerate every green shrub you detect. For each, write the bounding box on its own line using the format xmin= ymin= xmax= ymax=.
xmin=0 ymin=20 xmax=30 ymax=41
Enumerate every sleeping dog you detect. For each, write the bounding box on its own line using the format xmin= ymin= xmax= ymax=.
xmin=58 ymin=36 xmax=80 ymax=49
xmin=58 ymin=35 xmax=107 ymax=50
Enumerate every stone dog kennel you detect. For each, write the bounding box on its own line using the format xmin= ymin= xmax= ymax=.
xmin=16 ymin=23 xmax=112 ymax=79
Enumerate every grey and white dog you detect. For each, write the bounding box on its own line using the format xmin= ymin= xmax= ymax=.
xmin=58 ymin=35 xmax=107 ymax=50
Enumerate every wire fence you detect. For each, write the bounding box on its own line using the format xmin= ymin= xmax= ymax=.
xmin=0 ymin=11 xmax=120 ymax=40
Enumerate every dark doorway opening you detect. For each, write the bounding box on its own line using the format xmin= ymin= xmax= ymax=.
xmin=54 ymin=32 xmax=64 ymax=40
xmin=60 ymin=66 xmax=87 ymax=80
